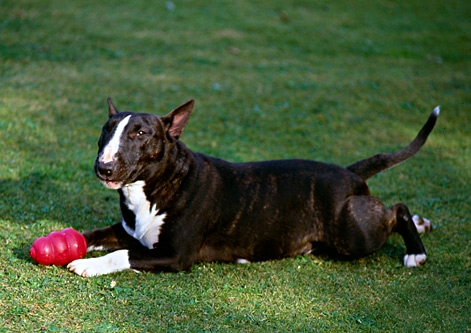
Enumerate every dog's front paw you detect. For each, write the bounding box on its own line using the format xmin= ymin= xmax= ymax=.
xmin=68 ymin=258 xmax=103 ymax=277
xmin=68 ymin=250 xmax=131 ymax=277
xmin=403 ymin=253 xmax=427 ymax=267
xmin=412 ymin=215 xmax=432 ymax=234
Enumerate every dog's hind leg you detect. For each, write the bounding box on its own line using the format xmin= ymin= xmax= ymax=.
xmin=334 ymin=196 xmax=396 ymax=259
xmin=391 ymin=204 xmax=428 ymax=267
xmin=412 ymin=215 xmax=432 ymax=234
xmin=334 ymin=197 xmax=427 ymax=267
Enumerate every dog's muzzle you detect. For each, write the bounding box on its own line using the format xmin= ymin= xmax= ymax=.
xmin=95 ymin=160 xmax=114 ymax=178
xmin=95 ymin=161 xmax=124 ymax=190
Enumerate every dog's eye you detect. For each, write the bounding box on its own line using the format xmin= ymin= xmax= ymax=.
xmin=131 ymin=126 xmax=152 ymax=139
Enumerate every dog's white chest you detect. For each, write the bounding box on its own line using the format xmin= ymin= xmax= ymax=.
xmin=121 ymin=181 xmax=165 ymax=249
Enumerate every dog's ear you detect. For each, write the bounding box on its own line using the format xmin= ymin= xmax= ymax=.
xmin=163 ymin=99 xmax=195 ymax=140
xmin=107 ymin=97 xmax=119 ymax=118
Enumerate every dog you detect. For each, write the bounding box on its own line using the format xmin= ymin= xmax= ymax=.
xmin=68 ymin=99 xmax=438 ymax=277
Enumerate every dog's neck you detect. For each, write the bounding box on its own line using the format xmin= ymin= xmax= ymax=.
xmin=130 ymin=140 xmax=197 ymax=210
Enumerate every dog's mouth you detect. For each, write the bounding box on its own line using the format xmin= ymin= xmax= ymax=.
xmin=95 ymin=161 xmax=139 ymax=190
xmin=95 ymin=162 xmax=126 ymax=190
xmin=99 ymin=179 xmax=124 ymax=190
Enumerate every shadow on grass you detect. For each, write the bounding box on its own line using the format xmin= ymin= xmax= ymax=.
xmin=0 ymin=171 xmax=119 ymax=264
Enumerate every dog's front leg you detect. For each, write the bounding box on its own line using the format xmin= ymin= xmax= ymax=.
xmin=68 ymin=225 xmax=197 ymax=277
xmin=126 ymin=247 xmax=195 ymax=273
xmin=68 ymin=250 xmax=132 ymax=277
xmin=68 ymin=247 xmax=193 ymax=277
xmin=83 ymin=222 xmax=143 ymax=252
xmin=67 ymin=223 xmax=147 ymax=277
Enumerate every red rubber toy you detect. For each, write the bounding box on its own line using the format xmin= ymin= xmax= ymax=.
xmin=30 ymin=228 xmax=87 ymax=266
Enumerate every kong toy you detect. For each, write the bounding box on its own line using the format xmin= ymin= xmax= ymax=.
xmin=30 ymin=228 xmax=87 ymax=266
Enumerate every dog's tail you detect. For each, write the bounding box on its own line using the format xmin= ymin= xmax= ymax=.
xmin=347 ymin=106 xmax=440 ymax=180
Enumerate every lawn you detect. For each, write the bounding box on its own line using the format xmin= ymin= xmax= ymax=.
xmin=1 ymin=0 xmax=470 ymax=331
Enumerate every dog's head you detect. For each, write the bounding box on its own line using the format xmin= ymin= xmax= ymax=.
xmin=95 ymin=98 xmax=195 ymax=189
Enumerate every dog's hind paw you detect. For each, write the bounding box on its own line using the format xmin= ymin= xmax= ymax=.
xmin=403 ymin=253 xmax=427 ymax=267
xmin=412 ymin=215 xmax=432 ymax=234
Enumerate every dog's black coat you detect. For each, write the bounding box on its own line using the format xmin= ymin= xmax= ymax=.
xmin=78 ymin=99 xmax=438 ymax=274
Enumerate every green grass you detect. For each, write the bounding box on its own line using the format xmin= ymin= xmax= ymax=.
xmin=1 ymin=0 xmax=470 ymax=331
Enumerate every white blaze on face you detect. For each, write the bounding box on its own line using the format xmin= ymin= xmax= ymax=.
xmin=100 ymin=115 xmax=132 ymax=164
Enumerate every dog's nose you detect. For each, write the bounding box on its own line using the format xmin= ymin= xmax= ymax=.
xmin=96 ymin=162 xmax=113 ymax=178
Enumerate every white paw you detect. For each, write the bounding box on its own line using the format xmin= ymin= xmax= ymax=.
xmin=235 ymin=258 xmax=250 ymax=264
xmin=67 ymin=250 xmax=131 ymax=277
xmin=68 ymin=258 xmax=102 ymax=277
xmin=403 ymin=253 xmax=427 ymax=267
xmin=412 ymin=215 xmax=431 ymax=234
